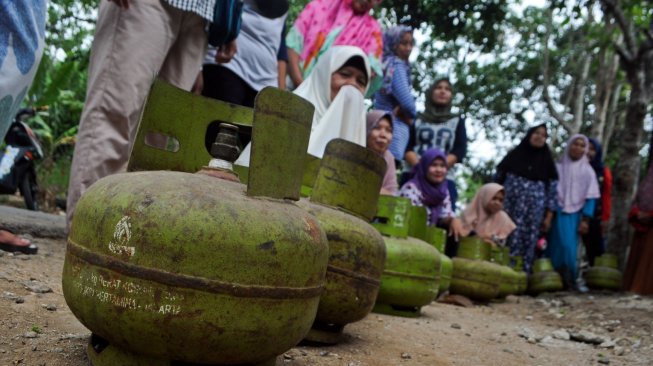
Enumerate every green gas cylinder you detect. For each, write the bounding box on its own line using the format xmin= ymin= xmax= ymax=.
xmin=584 ymin=254 xmax=623 ymax=290
xmin=490 ymin=246 xmax=520 ymax=297
xmin=372 ymin=197 xmax=441 ymax=317
xmin=62 ymin=81 xmax=329 ymax=366
xmin=297 ymin=139 xmax=387 ymax=344
xmin=529 ymin=258 xmax=564 ymax=294
xmin=450 ymin=238 xmax=502 ymax=301
xmin=421 ymin=225 xmax=452 ymax=294
xmin=509 ymin=256 xmax=528 ymax=294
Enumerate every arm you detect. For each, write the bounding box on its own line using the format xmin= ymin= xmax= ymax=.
xmin=578 ymin=199 xmax=597 ymax=235
xmin=404 ymin=124 xmax=418 ymax=166
xmin=109 ymin=0 xmax=130 ymax=8
xmin=391 ymin=62 xmax=416 ymax=120
xmin=438 ymin=193 xmax=464 ymax=240
xmin=277 ymin=24 xmax=289 ymax=89
xmin=287 ymin=49 xmax=303 ymax=87
xmin=277 ymin=62 xmax=287 ymax=89
xmin=191 ymin=71 xmax=203 ymax=95
xmin=398 ymin=183 xmax=422 ymax=207
xmin=216 ymin=40 xmax=237 ymax=63
xmin=601 ymin=167 xmax=612 ymax=222
xmin=448 ymin=117 xmax=467 ymax=168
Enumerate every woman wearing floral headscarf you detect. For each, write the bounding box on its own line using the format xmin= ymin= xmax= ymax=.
xmin=373 ymin=25 xmax=416 ymax=164
xmin=546 ymin=134 xmax=600 ymax=289
xmin=623 ymin=157 xmax=653 ymax=294
xmin=398 ymin=148 xmax=463 ymax=240
xmin=286 ymin=0 xmax=383 ymax=95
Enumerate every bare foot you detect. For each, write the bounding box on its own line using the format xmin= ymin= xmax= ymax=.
xmin=0 ymin=229 xmax=31 ymax=248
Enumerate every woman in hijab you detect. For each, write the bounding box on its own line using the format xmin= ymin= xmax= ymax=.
xmin=459 ymin=183 xmax=517 ymax=247
xmin=236 ymin=45 xmax=370 ymax=165
xmin=546 ymin=134 xmax=600 ymax=289
xmin=581 ymin=138 xmax=613 ymax=266
xmin=623 ymin=157 xmax=653 ymax=294
xmin=286 ymin=0 xmax=383 ymax=95
xmin=399 ymin=148 xmax=464 ymax=240
xmin=366 ymin=110 xmax=398 ymax=195
xmin=495 ymin=123 xmax=558 ymax=273
xmin=404 ymin=78 xmax=467 ymax=210
xmin=373 ymin=25 xmax=416 ymax=165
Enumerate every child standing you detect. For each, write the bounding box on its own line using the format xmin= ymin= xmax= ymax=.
xmin=373 ymin=26 xmax=416 ymax=166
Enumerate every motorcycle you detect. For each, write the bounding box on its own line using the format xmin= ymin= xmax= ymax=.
xmin=0 ymin=108 xmax=44 ymax=211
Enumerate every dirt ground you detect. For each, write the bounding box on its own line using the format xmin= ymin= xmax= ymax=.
xmin=1 ymin=235 xmax=652 ymax=366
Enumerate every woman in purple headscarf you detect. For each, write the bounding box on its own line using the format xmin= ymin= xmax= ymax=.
xmin=398 ymin=147 xmax=463 ymax=239
xmin=546 ymin=134 xmax=600 ymax=289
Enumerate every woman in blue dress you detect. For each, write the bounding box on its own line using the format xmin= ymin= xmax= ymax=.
xmin=546 ymin=134 xmax=600 ymax=289
xmin=495 ymin=124 xmax=558 ymax=273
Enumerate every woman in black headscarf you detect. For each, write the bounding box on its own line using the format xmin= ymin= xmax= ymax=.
xmin=495 ymin=123 xmax=559 ymax=273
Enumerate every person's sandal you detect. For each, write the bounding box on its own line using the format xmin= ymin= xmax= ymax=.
xmin=0 ymin=229 xmax=38 ymax=255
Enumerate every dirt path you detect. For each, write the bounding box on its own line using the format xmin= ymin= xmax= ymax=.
xmin=1 ymin=235 xmax=652 ymax=366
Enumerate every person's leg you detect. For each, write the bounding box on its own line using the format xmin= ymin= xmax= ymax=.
xmin=0 ymin=229 xmax=37 ymax=254
xmin=199 ymin=65 xmax=256 ymax=147
xmin=582 ymin=218 xmax=604 ymax=266
xmin=66 ymin=0 xmax=198 ymax=229
xmin=0 ymin=1 xmax=47 ymax=139
xmin=201 ymin=65 xmax=249 ymax=104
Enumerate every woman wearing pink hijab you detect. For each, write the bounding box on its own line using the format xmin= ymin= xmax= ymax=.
xmin=546 ymin=134 xmax=600 ymax=290
xmin=286 ymin=0 xmax=383 ymax=95
xmin=623 ymin=158 xmax=653 ymax=294
xmin=459 ymin=183 xmax=516 ymax=247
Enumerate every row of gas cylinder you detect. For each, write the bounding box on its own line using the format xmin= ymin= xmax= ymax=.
xmin=61 ymin=82 xmax=621 ymax=366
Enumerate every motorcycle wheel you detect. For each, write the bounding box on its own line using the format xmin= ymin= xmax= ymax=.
xmin=19 ymin=171 xmax=39 ymax=211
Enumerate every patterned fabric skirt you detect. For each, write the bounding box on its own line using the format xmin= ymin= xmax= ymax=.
xmin=0 ymin=1 xmax=47 ymax=138
xmin=503 ymin=174 xmax=548 ymax=273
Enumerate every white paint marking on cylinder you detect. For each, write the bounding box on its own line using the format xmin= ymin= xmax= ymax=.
xmin=108 ymin=216 xmax=136 ymax=257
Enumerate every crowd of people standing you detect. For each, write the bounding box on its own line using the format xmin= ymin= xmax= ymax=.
xmin=0 ymin=0 xmax=650 ymax=295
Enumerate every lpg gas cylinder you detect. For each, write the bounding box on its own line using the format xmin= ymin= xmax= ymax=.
xmin=62 ymin=82 xmax=329 ymax=366
xmin=420 ymin=224 xmax=452 ymax=294
xmin=529 ymin=258 xmax=564 ymax=294
xmin=490 ymin=246 xmax=520 ymax=298
xmin=372 ymin=197 xmax=441 ymax=317
xmin=584 ymin=254 xmax=622 ymax=290
xmin=509 ymin=256 xmax=528 ymax=294
xmin=450 ymin=237 xmax=502 ymax=300
xmin=296 ymin=139 xmax=387 ymax=344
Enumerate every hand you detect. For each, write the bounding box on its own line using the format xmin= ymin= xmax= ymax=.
xmin=448 ymin=218 xmax=464 ymax=241
xmin=108 ymin=0 xmax=130 ymax=9
xmin=481 ymin=235 xmax=497 ymax=247
xmin=578 ymin=219 xmax=589 ymax=235
xmin=191 ymin=72 xmax=203 ymax=95
xmin=540 ymin=217 xmax=552 ymax=233
xmin=393 ymin=106 xmax=413 ymax=126
xmin=215 ymin=40 xmax=237 ymax=63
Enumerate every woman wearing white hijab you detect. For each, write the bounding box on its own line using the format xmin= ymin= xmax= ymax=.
xmin=236 ymin=45 xmax=370 ymax=165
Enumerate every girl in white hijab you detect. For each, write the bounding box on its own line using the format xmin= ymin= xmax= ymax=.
xmin=236 ymin=45 xmax=370 ymax=165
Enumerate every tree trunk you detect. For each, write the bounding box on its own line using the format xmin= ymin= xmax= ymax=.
xmin=591 ymin=50 xmax=619 ymax=141
xmin=602 ymin=81 xmax=623 ymax=155
xmin=606 ymin=66 xmax=648 ymax=269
